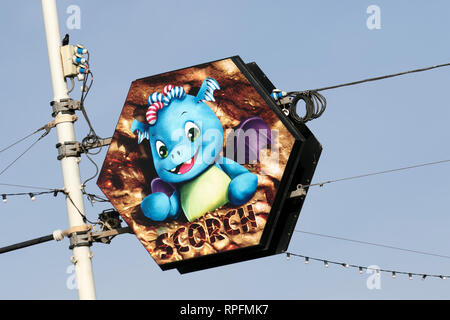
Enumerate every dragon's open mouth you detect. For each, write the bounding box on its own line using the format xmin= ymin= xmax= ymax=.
xmin=168 ymin=150 xmax=198 ymax=175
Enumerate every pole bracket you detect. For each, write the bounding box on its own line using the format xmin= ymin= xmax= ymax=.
xmin=55 ymin=138 xmax=112 ymax=160
xmin=46 ymin=114 xmax=78 ymax=130
xmin=69 ymin=231 xmax=91 ymax=250
xmin=91 ymin=226 xmax=133 ymax=244
xmin=83 ymin=137 xmax=112 ymax=151
xmin=289 ymin=184 xmax=307 ymax=198
xmin=50 ymin=98 xmax=81 ymax=117
xmin=56 ymin=141 xmax=83 ymax=160
xmin=67 ymin=227 xmax=132 ymax=248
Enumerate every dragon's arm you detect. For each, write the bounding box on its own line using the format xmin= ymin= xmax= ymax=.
xmin=141 ymin=190 xmax=180 ymax=221
xmin=217 ymin=156 xmax=250 ymax=178
xmin=168 ymin=190 xmax=180 ymax=218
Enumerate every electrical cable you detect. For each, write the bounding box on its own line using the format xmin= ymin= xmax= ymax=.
xmin=276 ymin=61 xmax=450 ymax=123
xmin=66 ymin=50 xmax=104 ymax=189
xmin=311 ymin=62 xmax=450 ymax=93
xmin=66 ymin=76 xmax=75 ymax=93
xmin=83 ymin=191 xmax=109 ymax=204
xmin=286 ymin=90 xmax=327 ymax=124
xmin=0 ymin=183 xmax=55 ymax=191
xmin=0 ymin=126 xmax=47 ymax=154
xmin=81 ymin=147 xmax=99 ymax=188
xmin=294 ymin=230 xmax=450 ymax=260
xmin=80 ymin=71 xmax=96 ymax=134
xmin=65 ymin=191 xmax=97 ymax=225
xmin=79 ymin=71 xmax=104 ymax=187
xmin=0 ymin=131 xmax=49 ymax=178
xmin=299 ymin=158 xmax=450 ymax=190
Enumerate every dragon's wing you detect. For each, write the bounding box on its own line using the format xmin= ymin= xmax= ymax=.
xmin=151 ymin=178 xmax=174 ymax=197
xmin=231 ymin=116 xmax=272 ymax=164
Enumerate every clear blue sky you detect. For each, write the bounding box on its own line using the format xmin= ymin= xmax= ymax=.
xmin=1 ymin=0 xmax=449 ymax=299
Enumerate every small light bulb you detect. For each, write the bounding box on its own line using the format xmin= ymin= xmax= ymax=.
xmin=29 ymin=193 xmax=35 ymax=201
xmin=440 ymin=275 xmax=446 ymax=280
xmin=286 ymin=253 xmax=290 ymax=261
xmin=422 ymin=275 xmax=427 ymax=281
xmin=305 ymin=257 xmax=309 ymax=264
xmin=2 ymin=194 xmax=6 ymax=203
xmin=343 ymin=263 xmax=349 ymax=268
xmin=409 ymin=273 xmax=413 ymax=280
xmin=392 ymin=272 xmax=396 ymax=279
xmin=324 ymin=261 xmax=328 ymax=268
xmin=376 ymin=269 xmax=380 ymax=276
xmin=359 ymin=267 xmax=363 ymax=274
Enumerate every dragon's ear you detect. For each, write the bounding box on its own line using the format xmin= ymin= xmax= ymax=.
xmin=131 ymin=119 xmax=150 ymax=144
xmin=195 ymin=78 xmax=220 ymax=103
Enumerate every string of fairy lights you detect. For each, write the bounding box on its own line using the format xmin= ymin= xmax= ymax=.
xmin=1 ymin=131 xmax=450 ymax=281
xmin=0 ymin=185 xmax=107 ymax=206
xmin=1 ymin=189 xmax=64 ymax=203
xmin=285 ymin=252 xmax=449 ymax=281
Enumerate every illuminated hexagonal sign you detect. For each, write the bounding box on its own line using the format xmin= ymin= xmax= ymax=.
xmin=97 ymin=56 xmax=321 ymax=273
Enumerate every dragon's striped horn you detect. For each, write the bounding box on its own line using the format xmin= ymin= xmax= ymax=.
xmin=146 ymin=101 xmax=164 ymax=125
xmin=163 ymin=86 xmax=185 ymax=105
xmin=144 ymin=84 xmax=187 ymax=125
xmin=163 ymin=85 xmax=174 ymax=96
xmin=147 ymin=92 xmax=164 ymax=106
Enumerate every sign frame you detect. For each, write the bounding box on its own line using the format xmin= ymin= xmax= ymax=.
xmin=97 ymin=56 xmax=322 ymax=273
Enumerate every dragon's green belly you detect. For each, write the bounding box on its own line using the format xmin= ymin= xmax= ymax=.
xmin=180 ymin=165 xmax=231 ymax=222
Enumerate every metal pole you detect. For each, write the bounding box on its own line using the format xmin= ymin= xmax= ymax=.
xmin=41 ymin=0 xmax=96 ymax=300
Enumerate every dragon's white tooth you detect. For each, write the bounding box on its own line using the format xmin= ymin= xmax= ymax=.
xmin=186 ymin=158 xmax=192 ymax=164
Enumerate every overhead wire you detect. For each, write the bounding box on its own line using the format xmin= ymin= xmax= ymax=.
xmin=281 ymin=61 xmax=450 ymax=123
xmin=294 ymin=230 xmax=450 ymax=260
xmin=0 ymin=119 xmax=54 ymax=155
xmin=298 ymin=158 xmax=450 ymax=190
xmin=0 ymin=128 xmax=44 ymax=154
xmin=0 ymin=183 xmax=56 ymax=191
xmin=311 ymin=62 xmax=450 ymax=93
xmin=0 ymin=131 xmax=50 ymax=178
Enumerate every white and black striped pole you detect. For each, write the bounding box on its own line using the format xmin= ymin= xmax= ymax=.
xmin=41 ymin=0 xmax=96 ymax=299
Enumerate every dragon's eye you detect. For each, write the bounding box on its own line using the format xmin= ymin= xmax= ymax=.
xmin=155 ymin=140 xmax=168 ymax=159
xmin=185 ymin=121 xmax=200 ymax=142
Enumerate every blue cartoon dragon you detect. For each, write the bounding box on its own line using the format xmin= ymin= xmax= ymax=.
xmin=131 ymin=78 xmax=261 ymax=222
